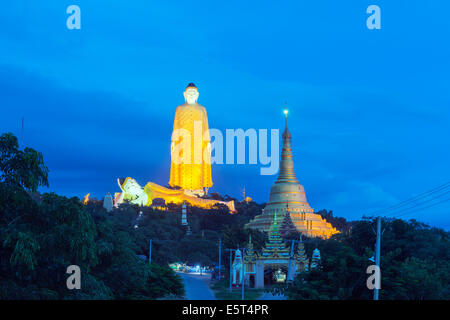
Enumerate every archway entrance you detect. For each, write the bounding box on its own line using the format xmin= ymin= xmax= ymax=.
xmin=248 ymin=274 xmax=255 ymax=288
xmin=252 ymin=259 xmax=294 ymax=288
xmin=263 ymin=264 xmax=288 ymax=286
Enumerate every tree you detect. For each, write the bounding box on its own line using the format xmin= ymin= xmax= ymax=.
xmin=281 ymin=218 xmax=450 ymax=300
xmin=0 ymin=133 xmax=49 ymax=192
xmin=0 ymin=133 xmax=184 ymax=299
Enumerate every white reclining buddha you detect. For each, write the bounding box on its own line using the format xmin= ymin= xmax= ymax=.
xmin=114 ymin=177 xmax=235 ymax=212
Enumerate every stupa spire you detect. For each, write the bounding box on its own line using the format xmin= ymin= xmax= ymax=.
xmin=276 ymin=109 xmax=299 ymax=184
xmin=246 ymin=108 xmax=339 ymax=239
xmin=269 ymin=210 xmax=280 ymax=235
xmin=284 ymin=107 xmax=288 ymax=129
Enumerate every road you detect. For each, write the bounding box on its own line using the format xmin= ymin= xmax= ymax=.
xmin=177 ymin=272 xmax=287 ymax=300
xmin=259 ymin=292 xmax=287 ymax=300
xmin=178 ymin=272 xmax=216 ymax=300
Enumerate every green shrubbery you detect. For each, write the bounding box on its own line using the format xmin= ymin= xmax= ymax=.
xmin=3 ymin=132 xmax=447 ymax=300
xmin=282 ymin=218 xmax=450 ymax=300
xmin=0 ymin=133 xmax=183 ymax=299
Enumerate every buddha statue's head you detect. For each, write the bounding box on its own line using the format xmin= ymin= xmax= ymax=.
xmin=184 ymin=83 xmax=199 ymax=105
xmin=118 ymin=177 xmax=143 ymax=196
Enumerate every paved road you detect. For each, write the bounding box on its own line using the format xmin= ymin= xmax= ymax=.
xmin=178 ymin=272 xmax=216 ymax=300
xmin=259 ymin=292 xmax=287 ymax=300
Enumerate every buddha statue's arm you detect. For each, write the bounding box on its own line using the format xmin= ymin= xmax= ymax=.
xmin=202 ymin=107 xmax=213 ymax=187
xmin=202 ymin=107 xmax=211 ymax=142
xmin=171 ymin=105 xmax=184 ymax=134
xmin=114 ymin=191 xmax=125 ymax=207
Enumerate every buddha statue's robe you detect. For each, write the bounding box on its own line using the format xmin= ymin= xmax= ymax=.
xmin=169 ymin=102 xmax=213 ymax=192
xmin=145 ymin=181 xmax=234 ymax=212
xmin=114 ymin=178 xmax=235 ymax=212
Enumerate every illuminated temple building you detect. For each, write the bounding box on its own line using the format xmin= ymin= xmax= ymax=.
xmin=246 ymin=113 xmax=338 ymax=239
xmin=240 ymin=213 xmax=321 ymax=288
xmin=114 ymin=84 xmax=235 ymax=212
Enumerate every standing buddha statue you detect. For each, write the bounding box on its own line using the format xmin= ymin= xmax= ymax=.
xmin=169 ymin=83 xmax=213 ymax=196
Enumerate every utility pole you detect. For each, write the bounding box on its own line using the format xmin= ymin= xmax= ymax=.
xmin=226 ymin=248 xmax=235 ymax=292
xmin=241 ymin=248 xmax=246 ymax=300
xmin=218 ymin=238 xmax=222 ymax=280
xmin=149 ymin=239 xmax=152 ymax=264
xmin=229 ymin=250 xmax=232 ymax=292
xmin=374 ymin=216 xmax=381 ymax=300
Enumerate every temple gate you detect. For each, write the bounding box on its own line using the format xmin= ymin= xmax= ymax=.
xmin=243 ymin=213 xmax=312 ymax=289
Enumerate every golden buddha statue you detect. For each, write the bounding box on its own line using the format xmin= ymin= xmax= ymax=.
xmin=114 ymin=177 xmax=235 ymax=212
xmin=169 ymin=83 xmax=212 ymax=196
xmin=112 ymin=84 xmax=235 ymax=213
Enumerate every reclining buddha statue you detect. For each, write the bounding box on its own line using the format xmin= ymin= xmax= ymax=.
xmin=114 ymin=177 xmax=235 ymax=212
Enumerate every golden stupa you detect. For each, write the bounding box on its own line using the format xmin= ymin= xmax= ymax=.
xmin=246 ymin=111 xmax=338 ymax=239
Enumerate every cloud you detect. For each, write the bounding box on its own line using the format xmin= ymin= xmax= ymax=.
xmin=1 ymin=1 xmax=449 ymax=229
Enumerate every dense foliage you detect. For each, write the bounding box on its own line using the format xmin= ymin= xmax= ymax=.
xmin=282 ymin=218 xmax=450 ymax=300
xmin=0 ymin=133 xmax=183 ymax=299
xmin=84 ymin=199 xmax=267 ymax=269
xmin=0 ymin=133 xmax=48 ymax=192
xmin=2 ymin=132 xmax=448 ymax=300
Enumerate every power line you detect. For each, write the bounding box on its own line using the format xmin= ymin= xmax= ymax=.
xmin=369 ymin=181 xmax=450 ymax=216
xmin=391 ymin=196 xmax=450 ymax=219
xmin=366 ymin=181 xmax=450 ymax=217
xmin=365 ymin=183 xmax=450 ymax=300
xmin=383 ymin=189 xmax=450 ymax=218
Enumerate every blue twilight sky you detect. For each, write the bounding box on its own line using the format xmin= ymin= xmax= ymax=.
xmin=1 ymin=1 xmax=449 ymax=228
